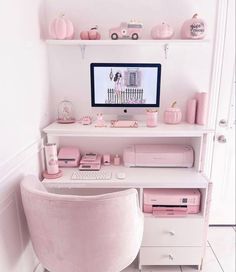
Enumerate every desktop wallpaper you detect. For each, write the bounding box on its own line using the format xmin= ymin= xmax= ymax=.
xmin=93 ymin=66 xmax=159 ymax=105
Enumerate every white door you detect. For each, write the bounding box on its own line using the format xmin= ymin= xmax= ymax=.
xmin=210 ymin=0 xmax=235 ymax=225
xmin=210 ymin=79 xmax=235 ymax=225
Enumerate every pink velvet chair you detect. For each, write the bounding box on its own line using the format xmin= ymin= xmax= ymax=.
xmin=21 ymin=175 xmax=144 ymax=272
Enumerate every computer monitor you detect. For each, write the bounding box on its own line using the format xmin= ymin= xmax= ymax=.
xmin=90 ymin=63 xmax=161 ymax=113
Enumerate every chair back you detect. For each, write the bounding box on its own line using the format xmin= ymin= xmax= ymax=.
xmin=21 ymin=175 xmax=143 ymax=272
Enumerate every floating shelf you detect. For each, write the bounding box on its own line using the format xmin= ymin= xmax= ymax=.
xmin=43 ymin=121 xmax=214 ymax=138
xmin=46 ymin=39 xmax=210 ymax=46
xmin=46 ymin=39 xmax=210 ymax=58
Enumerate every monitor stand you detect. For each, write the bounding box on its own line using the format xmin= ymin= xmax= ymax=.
xmin=117 ymin=109 xmax=133 ymax=120
xmin=117 ymin=114 xmax=134 ymax=120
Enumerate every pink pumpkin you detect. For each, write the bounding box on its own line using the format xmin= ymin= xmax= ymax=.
xmin=80 ymin=27 xmax=101 ymax=40
xmin=164 ymin=101 xmax=182 ymax=124
xmin=49 ymin=14 xmax=74 ymax=40
xmin=88 ymin=26 xmax=101 ymax=40
xmin=181 ymin=14 xmax=206 ymax=39
xmin=80 ymin=31 xmax=90 ymax=40
xmin=151 ymin=22 xmax=174 ymax=39
xmin=88 ymin=29 xmax=101 ymax=40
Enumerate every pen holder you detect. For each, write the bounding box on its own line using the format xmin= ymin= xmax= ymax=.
xmin=146 ymin=110 xmax=158 ymax=127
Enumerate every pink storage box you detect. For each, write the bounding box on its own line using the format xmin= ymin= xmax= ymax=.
xmin=143 ymin=188 xmax=201 ymax=216
xmin=58 ymin=147 xmax=80 ymax=167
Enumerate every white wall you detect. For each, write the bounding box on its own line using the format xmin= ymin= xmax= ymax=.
xmin=0 ymin=0 xmax=50 ymax=271
xmin=45 ymin=0 xmax=217 ymax=122
xmin=0 ymin=150 xmax=44 ymax=272
xmin=0 ymin=0 xmax=50 ymax=164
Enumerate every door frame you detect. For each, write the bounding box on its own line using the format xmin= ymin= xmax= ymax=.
xmin=205 ymin=0 xmax=235 ymax=176
xmin=207 ymin=0 xmax=235 ymax=225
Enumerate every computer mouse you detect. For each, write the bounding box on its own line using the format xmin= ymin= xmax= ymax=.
xmin=116 ymin=172 xmax=126 ymax=179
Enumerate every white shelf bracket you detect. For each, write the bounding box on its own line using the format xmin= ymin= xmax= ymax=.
xmin=164 ymin=43 xmax=169 ymax=59
xmin=80 ymin=45 xmax=86 ymax=59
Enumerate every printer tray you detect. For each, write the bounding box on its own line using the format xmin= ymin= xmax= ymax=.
xmin=152 ymin=205 xmax=188 ymax=217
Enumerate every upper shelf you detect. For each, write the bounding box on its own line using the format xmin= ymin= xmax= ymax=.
xmin=43 ymin=121 xmax=214 ymax=138
xmin=46 ymin=39 xmax=210 ymax=58
xmin=46 ymin=39 xmax=210 ymax=46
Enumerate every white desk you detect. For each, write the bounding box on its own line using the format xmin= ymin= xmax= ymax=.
xmin=42 ymin=121 xmax=212 ymax=270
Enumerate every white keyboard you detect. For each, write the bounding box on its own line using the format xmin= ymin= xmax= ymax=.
xmin=71 ymin=171 xmax=112 ymax=180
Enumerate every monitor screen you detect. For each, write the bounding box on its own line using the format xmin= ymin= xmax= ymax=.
xmin=90 ymin=63 xmax=161 ymax=107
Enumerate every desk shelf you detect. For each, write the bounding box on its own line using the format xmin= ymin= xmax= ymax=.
xmin=42 ymin=166 xmax=209 ymax=189
xmin=43 ymin=121 xmax=214 ymax=138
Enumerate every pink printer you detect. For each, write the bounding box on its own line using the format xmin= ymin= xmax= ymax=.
xmin=58 ymin=147 xmax=80 ymax=167
xmin=143 ymin=188 xmax=201 ymax=217
xmin=123 ymin=144 xmax=194 ymax=168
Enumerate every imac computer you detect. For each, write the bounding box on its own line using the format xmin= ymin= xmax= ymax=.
xmin=90 ymin=63 xmax=161 ymax=119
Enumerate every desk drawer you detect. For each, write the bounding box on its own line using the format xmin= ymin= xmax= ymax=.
xmin=142 ymin=217 xmax=204 ymax=246
xmin=140 ymin=246 xmax=202 ymax=266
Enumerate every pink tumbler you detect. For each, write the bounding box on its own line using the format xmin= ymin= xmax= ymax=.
xmin=146 ymin=110 xmax=158 ymax=127
xmin=186 ymin=99 xmax=197 ymax=124
xmin=196 ymin=92 xmax=208 ymax=125
xmin=44 ymin=143 xmax=59 ymax=174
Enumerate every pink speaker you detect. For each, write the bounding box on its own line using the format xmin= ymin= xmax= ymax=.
xmin=196 ymin=92 xmax=208 ymax=125
xmin=186 ymin=99 xmax=197 ymax=124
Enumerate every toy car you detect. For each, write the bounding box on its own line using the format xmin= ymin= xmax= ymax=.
xmin=109 ymin=21 xmax=143 ymax=40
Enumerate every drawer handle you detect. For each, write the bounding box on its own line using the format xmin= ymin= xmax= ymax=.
xmin=168 ymin=254 xmax=174 ymax=261
xmin=168 ymin=231 xmax=175 ymax=236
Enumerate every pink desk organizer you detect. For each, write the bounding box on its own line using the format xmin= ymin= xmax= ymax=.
xmin=146 ymin=110 xmax=158 ymax=127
